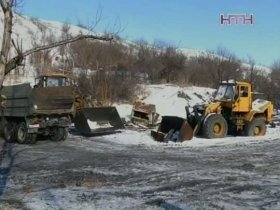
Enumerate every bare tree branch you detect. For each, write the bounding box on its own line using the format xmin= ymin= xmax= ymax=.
xmin=23 ymin=34 xmax=112 ymax=57
xmin=4 ymin=34 xmax=113 ymax=75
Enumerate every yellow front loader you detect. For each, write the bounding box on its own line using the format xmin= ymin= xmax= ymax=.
xmin=151 ymin=81 xmax=274 ymax=142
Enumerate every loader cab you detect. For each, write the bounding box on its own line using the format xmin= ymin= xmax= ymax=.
xmin=215 ymin=83 xmax=236 ymax=102
xmin=34 ymin=74 xmax=71 ymax=88
xmin=215 ymin=81 xmax=252 ymax=112
xmin=232 ymin=82 xmax=252 ymax=112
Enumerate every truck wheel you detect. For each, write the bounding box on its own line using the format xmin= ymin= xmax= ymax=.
xmin=16 ymin=122 xmax=29 ymax=144
xmin=203 ymin=114 xmax=228 ymax=138
xmin=28 ymin=134 xmax=37 ymax=144
xmin=4 ymin=122 xmax=16 ymax=143
xmin=61 ymin=128 xmax=68 ymax=141
xmin=50 ymin=127 xmax=64 ymax=141
xmin=244 ymin=118 xmax=266 ymax=136
xmin=16 ymin=122 xmax=37 ymax=144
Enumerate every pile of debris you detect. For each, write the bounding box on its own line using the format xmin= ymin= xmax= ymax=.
xmin=131 ymin=101 xmax=159 ymax=127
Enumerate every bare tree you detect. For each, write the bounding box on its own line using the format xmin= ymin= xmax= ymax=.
xmin=205 ymin=47 xmax=242 ymax=85
xmin=247 ymin=55 xmax=255 ymax=83
xmin=158 ymin=45 xmax=186 ymax=83
xmin=0 ymin=0 xmax=112 ymax=88
xmin=0 ymin=0 xmax=14 ymax=87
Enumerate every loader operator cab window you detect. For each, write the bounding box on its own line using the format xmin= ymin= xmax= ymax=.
xmin=215 ymin=84 xmax=236 ymax=101
xmin=240 ymin=86 xmax=248 ymax=97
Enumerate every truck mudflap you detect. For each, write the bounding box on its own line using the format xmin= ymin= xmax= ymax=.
xmin=151 ymin=116 xmax=194 ymax=142
xmin=74 ymin=107 xmax=125 ymax=136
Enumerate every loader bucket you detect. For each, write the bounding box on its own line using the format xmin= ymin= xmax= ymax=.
xmin=151 ymin=116 xmax=194 ymax=142
xmin=74 ymin=107 xmax=125 ymax=136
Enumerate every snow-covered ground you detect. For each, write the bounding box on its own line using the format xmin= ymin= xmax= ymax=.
xmin=102 ymin=126 xmax=280 ymax=148
xmin=1 ymin=127 xmax=280 ymax=210
xmin=1 ymin=78 xmax=280 ymax=208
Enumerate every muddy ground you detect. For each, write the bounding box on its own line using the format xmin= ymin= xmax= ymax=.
xmin=0 ymin=131 xmax=280 ymax=210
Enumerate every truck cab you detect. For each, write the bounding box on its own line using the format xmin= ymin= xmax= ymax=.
xmin=34 ymin=73 xmax=71 ymax=88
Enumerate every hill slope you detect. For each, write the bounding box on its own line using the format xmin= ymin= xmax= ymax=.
xmin=0 ymin=12 xmax=272 ymax=86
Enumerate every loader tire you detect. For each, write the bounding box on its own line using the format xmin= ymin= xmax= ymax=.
xmin=4 ymin=122 xmax=16 ymax=143
xmin=203 ymin=114 xmax=228 ymax=139
xmin=244 ymin=118 xmax=266 ymax=136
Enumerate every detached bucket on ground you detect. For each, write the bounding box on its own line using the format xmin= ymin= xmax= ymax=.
xmin=74 ymin=107 xmax=125 ymax=136
xmin=151 ymin=116 xmax=194 ymax=142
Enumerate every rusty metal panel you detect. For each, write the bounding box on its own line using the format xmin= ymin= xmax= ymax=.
xmin=133 ymin=101 xmax=156 ymax=114
xmin=32 ymin=86 xmax=74 ymax=112
xmin=132 ymin=101 xmax=159 ymax=126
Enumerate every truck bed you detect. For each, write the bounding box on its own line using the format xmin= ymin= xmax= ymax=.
xmin=1 ymin=83 xmax=75 ymax=117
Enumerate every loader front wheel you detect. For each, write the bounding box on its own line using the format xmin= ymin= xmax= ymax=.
xmin=244 ymin=118 xmax=266 ymax=136
xmin=203 ymin=114 xmax=228 ymax=139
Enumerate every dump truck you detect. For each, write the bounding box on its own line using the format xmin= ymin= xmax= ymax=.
xmin=151 ymin=81 xmax=274 ymax=142
xmin=35 ymin=73 xmax=124 ymax=136
xmin=0 ymin=81 xmax=74 ymax=144
xmin=0 ymin=72 xmax=124 ymax=143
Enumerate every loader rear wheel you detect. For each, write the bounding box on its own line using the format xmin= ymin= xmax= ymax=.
xmin=4 ymin=122 xmax=16 ymax=143
xmin=244 ymin=118 xmax=266 ymax=136
xmin=203 ymin=114 xmax=228 ymax=139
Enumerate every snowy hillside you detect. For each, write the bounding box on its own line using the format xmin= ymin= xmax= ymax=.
xmin=181 ymin=48 xmax=272 ymax=73
xmin=0 ymin=11 xmax=272 ymax=86
xmin=0 ymin=12 xmax=91 ymax=53
xmin=0 ymin=12 xmax=93 ymax=85
xmin=116 ymin=84 xmax=215 ymax=120
xmin=143 ymin=84 xmax=215 ymax=117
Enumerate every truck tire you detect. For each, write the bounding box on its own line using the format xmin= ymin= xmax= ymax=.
xmin=50 ymin=127 xmax=65 ymax=141
xmin=203 ymin=114 xmax=228 ymax=138
xmin=16 ymin=122 xmax=29 ymax=144
xmin=244 ymin=118 xmax=266 ymax=136
xmin=61 ymin=128 xmax=68 ymax=141
xmin=28 ymin=134 xmax=37 ymax=144
xmin=4 ymin=122 xmax=16 ymax=143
